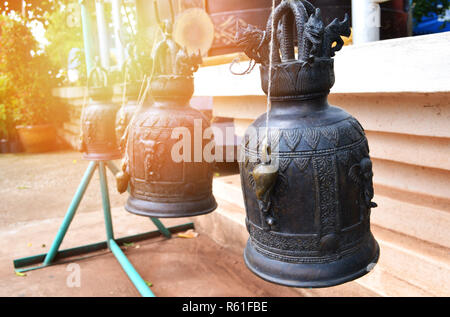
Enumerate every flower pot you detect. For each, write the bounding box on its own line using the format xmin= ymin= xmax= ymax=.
xmin=8 ymin=138 xmax=22 ymax=153
xmin=16 ymin=124 xmax=56 ymax=153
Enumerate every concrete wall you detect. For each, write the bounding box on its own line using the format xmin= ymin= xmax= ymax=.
xmin=52 ymin=86 xmax=86 ymax=149
xmin=52 ymin=86 xmax=129 ymax=149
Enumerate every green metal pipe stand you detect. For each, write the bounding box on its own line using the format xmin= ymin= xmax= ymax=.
xmin=13 ymin=160 xmax=194 ymax=297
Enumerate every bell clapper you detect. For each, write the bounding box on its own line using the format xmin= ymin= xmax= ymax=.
xmin=252 ymin=141 xmax=279 ymax=231
xmin=115 ymin=170 xmax=129 ymax=194
xmin=115 ymin=154 xmax=130 ymax=194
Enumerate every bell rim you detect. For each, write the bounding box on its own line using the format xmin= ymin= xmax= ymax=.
xmin=243 ymin=233 xmax=380 ymax=288
xmin=125 ymin=194 xmax=217 ymax=218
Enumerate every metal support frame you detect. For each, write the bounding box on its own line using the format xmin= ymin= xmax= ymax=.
xmin=13 ymin=160 xmax=194 ymax=297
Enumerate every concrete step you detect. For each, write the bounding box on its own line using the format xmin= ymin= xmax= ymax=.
xmin=212 ymin=174 xmax=450 ymax=248
xmin=192 ymin=199 xmax=380 ymax=297
xmin=372 ymin=157 xmax=450 ymax=210
xmin=58 ymin=127 xmax=79 ymax=149
xmin=370 ymin=194 xmax=450 ymax=249
xmin=204 ymin=174 xmax=450 ymax=296
xmin=370 ymin=225 xmax=450 ymax=296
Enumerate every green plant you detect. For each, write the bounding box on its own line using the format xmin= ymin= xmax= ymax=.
xmin=412 ymin=0 xmax=449 ymax=27
xmin=0 ymin=73 xmax=14 ymax=139
xmin=44 ymin=0 xmax=86 ymax=85
xmin=0 ymin=14 xmax=64 ymax=130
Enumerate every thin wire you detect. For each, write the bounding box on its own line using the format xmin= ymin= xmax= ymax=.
xmin=123 ymin=0 xmax=136 ymax=40
xmin=136 ymin=74 xmax=148 ymax=105
xmin=121 ymin=30 xmax=160 ymax=160
xmin=265 ymin=0 xmax=276 ymax=154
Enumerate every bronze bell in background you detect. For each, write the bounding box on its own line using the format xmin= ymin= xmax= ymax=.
xmin=236 ymin=0 xmax=379 ymax=287
xmin=115 ymin=80 xmax=142 ymax=153
xmin=80 ymin=67 xmax=122 ymax=161
xmin=117 ymin=17 xmax=217 ymax=218
xmin=116 ymin=45 xmax=147 ymax=154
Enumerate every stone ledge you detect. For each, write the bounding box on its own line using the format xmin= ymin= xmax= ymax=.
xmin=212 ymin=93 xmax=450 ymax=139
xmin=194 ymin=32 xmax=450 ymax=97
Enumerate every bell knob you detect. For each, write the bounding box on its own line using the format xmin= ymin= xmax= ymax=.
xmin=115 ymin=171 xmax=130 ymax=194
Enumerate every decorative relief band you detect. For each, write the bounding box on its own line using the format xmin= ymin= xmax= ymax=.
xmin=312 ymin=155 xmax=338 ymax=236
xmin=244 ymin=137 xmax=366 ymax=159
xmin=250 ymin=235 xmax=368 ymax=264
xmin=242 ymin=117 xmax=366 ymax=156
xmin=249 ymin=221 xmax=368 ymax=264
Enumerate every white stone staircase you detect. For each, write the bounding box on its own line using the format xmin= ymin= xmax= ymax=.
xmin=192 ymin=174 xmax=450 ymax=297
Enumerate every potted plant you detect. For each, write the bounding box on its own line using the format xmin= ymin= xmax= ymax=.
xmin=0 ymin=15 xmax=63 ymax=153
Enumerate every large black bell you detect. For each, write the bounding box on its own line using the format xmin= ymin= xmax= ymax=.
xmin=80 ymin=67 xmax=122 ymax=161
xmin=236 ymin=0 xmax=379 ymax=288
xmin=117 ymin=19 xmax=217 ymax=218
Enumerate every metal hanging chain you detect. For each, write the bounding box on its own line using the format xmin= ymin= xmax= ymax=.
xmin=229 ymin=20 xmax=267 ymax=76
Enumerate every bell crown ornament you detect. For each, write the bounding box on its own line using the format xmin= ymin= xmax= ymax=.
xmin=236 ymin=0 xmax=350 ymax=99
xmin=149 ymin=5 xmax=203 ymax=102
xmin=235 ymin=0 xmax=379 ymax=288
